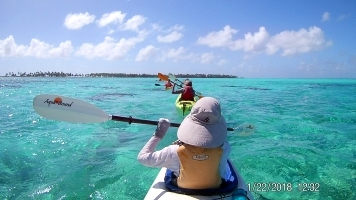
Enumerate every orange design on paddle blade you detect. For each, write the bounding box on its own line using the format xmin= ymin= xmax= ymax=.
xmin=54 ymin=97 xmax=62 ymax=104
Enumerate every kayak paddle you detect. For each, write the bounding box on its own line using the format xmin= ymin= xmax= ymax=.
xmin=158 ymin=73 xmax=182 ymax=86
xmin=33 ymin=94 xmax=255 ymax=135
xmin=158 ymin=73 xmax=203 ymax=96
xmin=168 ymin=73 xmax=185 ymax=85
xmin=167 ymin=73 xmax=204 ymax=98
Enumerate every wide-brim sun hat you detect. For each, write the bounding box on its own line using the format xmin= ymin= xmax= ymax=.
xmin=177 ymin=97 xmax=227 ymax=148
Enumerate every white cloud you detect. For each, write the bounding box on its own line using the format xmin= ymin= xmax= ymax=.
xmin=97 ymin=11 xmax=126 ymax=27
xmin=157 ymin=31 xmax=183 ymax=43
xmin=166 ymin=47 xmax=186 ymax=59
xmin=107 ymin=29 xmax=115 ymax=35
xmin=48 ymin=41 xmax=74 ymax=57
xmin=197 ymin=25 xmax=238 ymax=47
xmin=0 ymin=35 xmax=18 ymax=57
xmin=217 ymin=59 xmax=228 ymax=66
xmin=198 ymin=26 xmax=331 ymax=56
xmin=322 ymin=12 xmax=330 ymax=22
xmin=121 ymin=15 xmax=146 ymax=32
xmin=231 ymin=27 xmax=270 ymax=53
xmin=151 ymin=23 xmax=162 ymax=31
xmin=337 ymin=14 xmax=350 ymax=21
xmin=64 ymin=12 xmax=95 ymax=30
xmin=162 ymin=46 xmax=193 ymax=61
xmin=157 ymin=25 xmax=184 ymax=43
xmin=0 ymin=35 xmax=73 ymax=58
xmin=75 ymin=35 xmax=145 ymax=60
xmin=200 ymin=52 xmax=215 ymax=64
xmin=167 ymin=25 xmax=184 ymax=32
xmin=267 ymin=26 xmax=332 ymax=56
xmin=136 ymin=45 xmax=158 ymax=61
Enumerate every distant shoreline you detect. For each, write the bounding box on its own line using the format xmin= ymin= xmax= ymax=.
xmin=1 ymin=72 xmax=240 ymax=78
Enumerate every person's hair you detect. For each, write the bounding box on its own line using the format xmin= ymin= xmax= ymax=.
xmin=185 ymin=80 xmax=192 ymax=86
xmin=172 ymin=139 xmax=184 ymax=146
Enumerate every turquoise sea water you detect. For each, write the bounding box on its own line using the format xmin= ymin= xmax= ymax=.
xmin=0 ymin=77 xmax=355 ymax=200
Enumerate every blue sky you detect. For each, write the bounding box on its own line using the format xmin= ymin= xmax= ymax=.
xmin=1 ymin=0 xmax=355 ymax=78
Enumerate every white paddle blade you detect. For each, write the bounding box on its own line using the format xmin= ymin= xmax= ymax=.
xmin=33 ymin=94 xmax=110 ymax=123
xmin=236 ymin=123 xmax=256 ymax=136
xmin=168 ymin=73 xmax=177 ymax=80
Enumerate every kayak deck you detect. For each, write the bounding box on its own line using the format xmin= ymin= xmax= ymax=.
xmin=175 ymin=94 xmax=198 ymax=116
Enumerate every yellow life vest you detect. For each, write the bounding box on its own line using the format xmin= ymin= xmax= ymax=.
xmin=177 ymin=144 xmax=223 ymax=189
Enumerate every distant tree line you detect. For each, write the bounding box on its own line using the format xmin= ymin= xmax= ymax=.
xmin=2 ymin=71 xmax=239 ymax=78
xmin=173 ymin=73 xmax=238 ymax=78
xmin=4 ymin=71 xmax=86 ymax=77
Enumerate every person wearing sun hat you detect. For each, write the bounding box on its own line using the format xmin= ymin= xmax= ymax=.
xmin=177 ymin=96 xmax=227 ymax=148
xmin=171 ymin=79 xmax=196 ymax=101
xmin=137 ymin=97 xmax=252 ymax=199
xmin=174 ymin=97 xmax=228 ymax=189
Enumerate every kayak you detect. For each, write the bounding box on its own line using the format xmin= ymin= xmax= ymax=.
xmin=175 ymin=94 xmax=198 ymax=116
xmin=165 ymin=86 xmax=173 ymax=90
xmin=144 ymin=159 xmax=254 ymax=200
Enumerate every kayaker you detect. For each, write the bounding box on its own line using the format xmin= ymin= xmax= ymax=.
xmin=137 ymin=97 xmax=251 ymax=199
xmin=171 ymin=80 xmax=196 ymax=101
xmin=165 ymin=79 xmax=173 ymax=89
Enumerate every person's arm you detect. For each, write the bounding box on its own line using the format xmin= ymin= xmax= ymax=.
xmin=171 ymin=83 xmax=184 ymax=94
xmin=137 ymin=119 xmax=180 ymax=171
xmin=137 ymin=136 xmax=179 ymax=169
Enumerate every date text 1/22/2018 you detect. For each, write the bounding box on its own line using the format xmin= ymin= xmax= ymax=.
xmin=247 ymin=182 xmax=320 ymax=192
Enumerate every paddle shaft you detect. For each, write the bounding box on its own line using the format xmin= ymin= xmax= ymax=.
xmin=168 ymin=80 xmax=183 ymax=88
xmin=111 ymin=115 xmax=233 ymax=131
xmin=174 ymin=77 xmax=185 ymax=85
xmin=111 ymin=115 xmax=180 ymax=127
